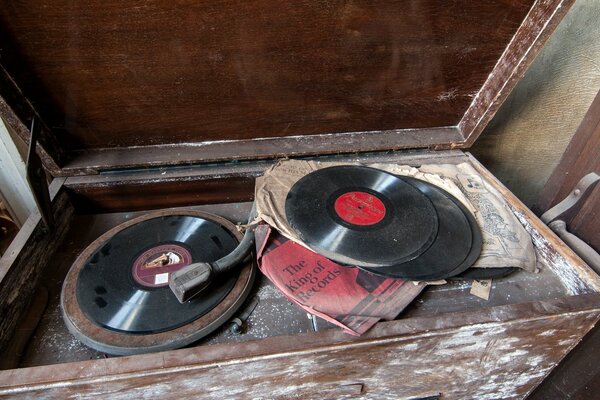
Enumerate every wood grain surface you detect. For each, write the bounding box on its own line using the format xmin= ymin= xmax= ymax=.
xmin=527 ymin=90 xmax=600 ymax=400
xmin=0 ymin=0 xmax=579 ymax=176
xmin=63 ymin=149 xmax=466 ymax=213
xmin=0 ymin=0 xmax=577 ymax=175
xmin=13 ymin=198 xmax=577 ymax=370
xmin=0 ymin=67 xmax=62 ymax=175
xmin=0 ymin=1 xmax=532 ymax=148
xmin=528 ymin=314 xmax=600 ymax=400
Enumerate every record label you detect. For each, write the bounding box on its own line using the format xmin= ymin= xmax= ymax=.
xmin=333 ymin=191 xmax=386 ymax=226
xmin=132 ymin=243 xmax=192 ymax=288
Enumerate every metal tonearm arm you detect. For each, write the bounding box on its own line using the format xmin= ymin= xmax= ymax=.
xmin=168 ymin=203 xmax=257 ymax=303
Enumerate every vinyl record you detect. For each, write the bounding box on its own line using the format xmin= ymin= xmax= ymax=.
xmin=451 ymin=267 xmax=516 ymax=280
xmin=285 ymin=165 xmax=439 ymax=268
xmin=359 ymin=176 xmax=482 ymax=281
xmin=61 ymin=210 xmax=255 ymax=355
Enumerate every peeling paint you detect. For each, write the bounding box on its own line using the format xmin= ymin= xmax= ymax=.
xmin=511 ymin=209 xmax=594 ymax=295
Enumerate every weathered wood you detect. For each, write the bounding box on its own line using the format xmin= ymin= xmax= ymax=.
xmin=0 ymin=287 xmax=48 ymax=370
xmin=0 ymin=69 xmax=62 ymax=175
xmin=1 ymin=295 xmax=599 ymax=399
xmin=529 ymin=312 xmax=600 ymax=400
xmin=8 ymin=209 xmax=576 ymax=371
xmin=63 ymin=150 xmax=467 ymax=213
xmin=58 ymin=127 xmax=462 ymax=176
xmin=460 ymin=0 xmax=576 ymax=147
xmin=470 ymin=0 xmax=600 ymax=209
xmin=11 ymin=197 xmax=571 ymax=369
xmin=0 ymin=1 xmax=593 ymax=397
xmin=526 ymin=84 xmax=600 ymax=400
xmin=0 ymin=179 xmax=73 ymax=353
xmin=467 ymin=153 xmax=600 ymax=294
xmin=0 ymin=153 xmax=599 ymax=398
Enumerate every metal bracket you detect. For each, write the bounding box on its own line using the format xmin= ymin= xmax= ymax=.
xmin=541 ymin=172 xmax=600 ymax=224
xmin=26 ymin=118 xmax=54 ymax=230
xmin=541 ymin=172 xmax=600 ymax=273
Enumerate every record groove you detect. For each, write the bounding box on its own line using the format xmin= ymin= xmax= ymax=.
xmin=285 ymin=165 xmax=439 ymax=268
xmin=359 ymin=176 xmax=482 ymax=281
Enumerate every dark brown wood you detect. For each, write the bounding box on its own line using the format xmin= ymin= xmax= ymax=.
xmin=0 ymin=179 xmax=72 ymax=353
xmin=13 ymin=199 xmax=570 ymax=369
xmin=0 ymin=0 xmax=574 ymax=175
xmin=537 ymin=89 xmax=600 ymax=253
xmin=67 ymin=176 xmax=256 ymax=213
xmin=0 ymin=2 xmax=593 ymax=396
xmin=58 ymin=127 xmax=462 ymax=176
xmin=0 ymin=68 xmax=62 ymax=175
xmin=526 ymin=90 xmax=600 ymax=400
xmin=1 ymin=153 xmax=600 ymax=398
xmin=63 ymin=149 xmax=467 ymax=213
xmin=0 ymin=0 xmax=530 ymax=146
xmin=0 ymin=287 xmax=48 ymax=370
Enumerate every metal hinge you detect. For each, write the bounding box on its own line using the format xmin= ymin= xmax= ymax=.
xmin=26 ymin=117 xmax=54 ymax=231
xmin=541 ymin=172 xmax=600 ymax=273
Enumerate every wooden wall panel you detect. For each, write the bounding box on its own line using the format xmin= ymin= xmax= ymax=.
xmin=0 ymin=0 xmax=533 ymax=150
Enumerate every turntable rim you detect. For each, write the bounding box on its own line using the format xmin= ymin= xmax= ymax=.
xmin=61 ymin=209 xmax=255 ymax=355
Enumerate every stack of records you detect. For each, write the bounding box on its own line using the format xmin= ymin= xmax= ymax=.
xmin=284 ymin=165 xmax=498 ymax=281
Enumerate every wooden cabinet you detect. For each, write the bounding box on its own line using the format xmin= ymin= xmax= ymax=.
xmin=1 ymin=1 xmax=598 ymax=398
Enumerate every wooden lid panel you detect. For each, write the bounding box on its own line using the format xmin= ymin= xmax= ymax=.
xmin=1 ymin=1 xmax=531 ymax=146
xmin=0 ymin=0 xmax=573 ymax=174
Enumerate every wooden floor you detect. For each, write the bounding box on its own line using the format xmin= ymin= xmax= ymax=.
xmin=528 ymin=322 xmax=600 ymax=399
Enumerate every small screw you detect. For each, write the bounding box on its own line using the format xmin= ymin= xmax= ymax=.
xmin=229 ymin=317 xmax=244 ymax=334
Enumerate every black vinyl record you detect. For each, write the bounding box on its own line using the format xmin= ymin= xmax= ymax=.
xmin=61 ymin=210 xmax=255 ymax=355
xmin=451 ymin=267 xmax=517 ymax=280
xmin=285 ymin=165 xmax=439 ymax=268
xmin=359 ymin=176 xmax=482 ymax=281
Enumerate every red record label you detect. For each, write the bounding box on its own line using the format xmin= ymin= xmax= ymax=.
xmin=132 ymin=244 xmax=192 ymax=288
xmin=334 ymin=191 xmax=386 ymax=226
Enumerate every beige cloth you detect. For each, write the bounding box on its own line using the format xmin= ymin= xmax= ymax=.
xmin=254 ymin=159 xmax=536 ymax=272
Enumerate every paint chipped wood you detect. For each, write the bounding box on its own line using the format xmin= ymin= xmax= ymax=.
xmin=0 ymin=179 xmax=73 ymax=353
xmin=1 ymin=296 xmax=598 ymax=399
